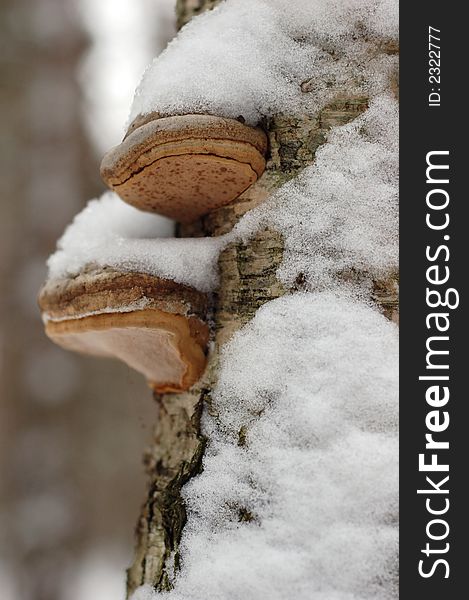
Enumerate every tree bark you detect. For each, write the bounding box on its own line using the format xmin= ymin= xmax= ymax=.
xmin=126 ymin=2 xmax=399 ymax=596
xmin=176 ymin=0 xmax=221 ymax=29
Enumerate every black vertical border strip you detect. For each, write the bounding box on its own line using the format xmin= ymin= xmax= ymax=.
xmin=400 ymin=2 xmax=466 ymax=598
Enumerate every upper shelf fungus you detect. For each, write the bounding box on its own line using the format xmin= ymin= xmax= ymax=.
xmin=100 ymin=114 xmax=268 ymax=222
xmin=38 ymin=268 xmax=209 ymax=393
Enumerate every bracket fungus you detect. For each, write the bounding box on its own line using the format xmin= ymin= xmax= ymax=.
xmin=38 ymin=268 xmax=209 ymax=393
xmin=100 ymin=114 xmax=268 ymax=222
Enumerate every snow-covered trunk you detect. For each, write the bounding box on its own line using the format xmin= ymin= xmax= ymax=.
xmin=126 ymin=1 xmax=399 ymax=596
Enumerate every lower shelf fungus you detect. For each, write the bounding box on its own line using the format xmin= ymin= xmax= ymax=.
xmin=38 ymin=268 xmax=210 ymax=393
xmin=100 ymin=114 xmax=268 ymax=222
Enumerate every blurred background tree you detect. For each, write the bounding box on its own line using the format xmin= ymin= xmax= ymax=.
xmin=0 ymin=1 xmax=175 ymax=598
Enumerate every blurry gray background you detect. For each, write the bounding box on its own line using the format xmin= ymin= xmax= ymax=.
xmin=0 ymin=1 xmax=175 ymax=598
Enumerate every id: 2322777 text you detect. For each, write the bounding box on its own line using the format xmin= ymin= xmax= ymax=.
xmin=428 ymin=26 xmax=441 ymax=107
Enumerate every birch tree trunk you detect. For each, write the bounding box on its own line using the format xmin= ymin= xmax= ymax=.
xmin=126 ymin=1 xmax=398 ymax=595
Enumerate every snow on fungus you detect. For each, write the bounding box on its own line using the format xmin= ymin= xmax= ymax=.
xmin=100 ymin=114 xmax=268 ymax=222
xmin=46 ymin=192 xmax=222 ymax=293
xmin=38 ymin=268 xmax=209 ymax=393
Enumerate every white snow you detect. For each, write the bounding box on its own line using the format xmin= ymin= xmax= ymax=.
xmin=129 ymin=0 xmax=398 ymax=125
xmin=131 ymin=291 xmax=398 ymax=600
xmin=236 ymin=94 xmax=399 ymax=288
xmin=47 ymin=192 xmax=222 ymax=293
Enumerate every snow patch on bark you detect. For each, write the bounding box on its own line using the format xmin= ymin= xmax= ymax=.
xmin=131 ymin=292 xmax=398 ymax=599
xmin=236 ymin=94 xmax=399 ymax=288
xmin=129 ymin=0 xmax=397 ymax=125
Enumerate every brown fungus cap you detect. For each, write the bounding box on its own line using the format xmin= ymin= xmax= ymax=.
xmin=38 ymin=268 xmax=209 ymax=393
xmin=100 ymin=114 xmax=268 ymax=222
